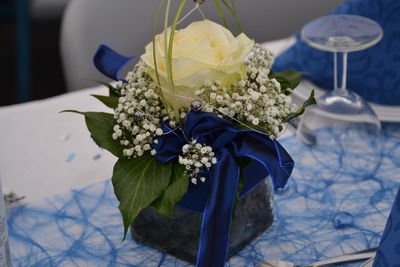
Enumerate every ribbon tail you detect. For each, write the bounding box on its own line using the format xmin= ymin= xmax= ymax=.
xmin=233 ymin=132 xmax=294 ymax=191
xmin=93 ymin=44 xmax=136 ymax=82
xmin=196 ymin=147 xmax=240 ymax=267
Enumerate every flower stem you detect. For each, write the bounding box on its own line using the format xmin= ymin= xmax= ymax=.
xmin=222 ymin=0 xmax=242 ymax=33
xmin=153 ymin=0 xmax=166 ymax=86
xmin=168 ymin=0 xmax=187 ymax=76
xmin=163 ymin=0 xmax=172 ymax=92
xmin=163 ymin=0 xmax=178 ymax=119
xmin=214 ymin=0 xmax=228 ymax=28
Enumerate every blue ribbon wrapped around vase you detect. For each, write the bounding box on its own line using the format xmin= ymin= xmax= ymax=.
xmin=93 ymin=45 xmax=294 ymax=267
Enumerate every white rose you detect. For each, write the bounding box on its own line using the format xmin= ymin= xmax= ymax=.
xmin=141 ymin=19 xmax=254 ymax=110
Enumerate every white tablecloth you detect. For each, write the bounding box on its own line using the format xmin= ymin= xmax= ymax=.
xmin=0 ymin=86 xmax=116 ymax=203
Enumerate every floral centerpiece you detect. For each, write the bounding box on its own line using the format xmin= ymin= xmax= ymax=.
xmin=64 ymin=1 xmax=315 ymax=266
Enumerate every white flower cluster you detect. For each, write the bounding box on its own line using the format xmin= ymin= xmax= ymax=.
xmin=178 ymin=140 xmax=218 ymax=185
xmin=196 ymin=44 xmax=297 ymax=138
xmin=112 ymin=61 xmax=174 ymax=158
xmin=110 ymin=43 xmax=295 ymax=174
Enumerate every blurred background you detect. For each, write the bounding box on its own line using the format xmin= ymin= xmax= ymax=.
xmin=0 ymin=0 xmax=343 ymax=107
xmin=0 ymin=0 xmax=68 ymax=106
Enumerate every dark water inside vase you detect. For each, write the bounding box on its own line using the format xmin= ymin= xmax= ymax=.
xmin=131 ymin=180 xmax=274 ymax=264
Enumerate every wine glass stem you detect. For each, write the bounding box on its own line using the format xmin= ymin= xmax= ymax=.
xmin=333 ymin=52 xmax=338 ymax=90
xmin=341 ymin=52 xmax=348 ymax=90
xmin=333 ymin=52 xmax=349 ymax=95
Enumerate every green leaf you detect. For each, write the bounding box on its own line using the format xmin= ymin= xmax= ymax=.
xmin=234 ymin=122 xmax=268 ymax=133
xmin=61 ymin=111 xmax=123 ymax=157
xmin=112 ymin=154 xmax=172 ymax=239
xmin=236 ymin=156 xmax=251 ymax=200
xmin=152 ymin=161 xmax=188 ymax=217
xmin=283 ymin=89 xmax=317 ymax=123
xmin=85 ymin=79 xmax=121 ymax=97
xmin=109 ymin=88 xmax=121 ymax=98
xmin=269 ymin=70 xmax=309 ymax=94
xmin=91 ymin=94 xmax=119 ymax=109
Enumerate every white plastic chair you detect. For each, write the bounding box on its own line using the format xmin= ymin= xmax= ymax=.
xmin=60 ymin=0 xmax=344 ymax=91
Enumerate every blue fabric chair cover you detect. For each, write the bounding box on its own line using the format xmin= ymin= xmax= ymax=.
xmin=273 ymin=0 xmax=400 ymax=105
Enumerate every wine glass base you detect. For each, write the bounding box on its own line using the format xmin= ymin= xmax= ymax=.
xmin=301 ymin=15 xmax=383 ymax=53
xmin=296 ymin=91 xmax=382 ymax=176
xmin=297 ymin=90 xmax=380 ymax=130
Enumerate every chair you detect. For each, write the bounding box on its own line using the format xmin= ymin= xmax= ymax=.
xmin=60 ymin=0 xmax=344 ymax=92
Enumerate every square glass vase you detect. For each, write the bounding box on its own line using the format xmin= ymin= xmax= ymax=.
xmin=131 ymin=179 xmax=274 ymax=264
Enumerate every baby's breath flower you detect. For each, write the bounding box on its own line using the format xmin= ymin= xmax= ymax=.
xmin=178 ymin=140 xmax=218 ymax=184
xmin=195 ymin=44 xmax=297 ymax=138
xmin=111 ymin=61 xmax=171 ymax=158
xmin=155 ymin=128 xmax=163 ymax=136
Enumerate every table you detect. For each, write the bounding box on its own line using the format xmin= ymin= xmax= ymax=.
xmin=0 ymin=86 xmax=116 ymax=203
xmin=1 ymin=37 xmax=399 ymax=266
xmin=1 ymin=86 xmax=399 ymax=266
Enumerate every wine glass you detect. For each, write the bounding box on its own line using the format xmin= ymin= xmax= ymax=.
xmin=297 ymin=15 xmax=383 ymax=176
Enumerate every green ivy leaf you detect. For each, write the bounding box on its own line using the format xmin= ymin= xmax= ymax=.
xmin=61 ymin=111 xmax=123 ymax=157
xmin=269 ymin=70 xmax=309 ymax=94
xmin=91 ymin=94 xmax=119 ymax=109
xmin=152 ymin=161 xmax=188 ymax=217
xmin=283 ymin=89 xmax=317 ymax=123
xmin=112 ymin=154 xmax=172 ymax=239
xmin=234 ymin=122 xmax=268 ymax=133
xmin=108 ymin=87 xmax=121 ymax=97
xmin=86 ymin=79 xmax=121 ymax=97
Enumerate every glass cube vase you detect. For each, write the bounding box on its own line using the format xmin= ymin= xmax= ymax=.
xmin=131 ymin=179 xmax=274 ymax=264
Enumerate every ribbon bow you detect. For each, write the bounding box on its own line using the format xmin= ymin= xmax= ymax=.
xmin=154 ymin=110 xmax=294 ymax=267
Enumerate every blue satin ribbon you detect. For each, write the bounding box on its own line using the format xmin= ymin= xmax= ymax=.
xmin=154 ymin=111 xmax=294 ymax=267
xmin=93 ymin=44 xmax=136 ymax=82
xmin=92 ymin=45 xmax=294 ymax=267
